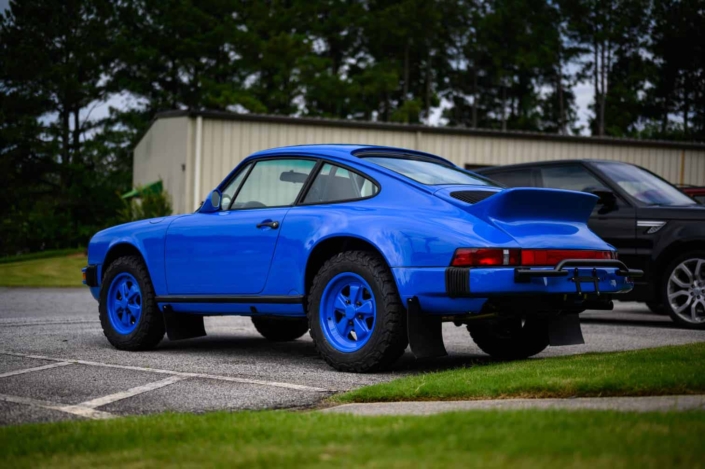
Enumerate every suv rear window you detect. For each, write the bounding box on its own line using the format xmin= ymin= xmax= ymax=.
xmin=365 ymin=157 xmax=495 ymax=186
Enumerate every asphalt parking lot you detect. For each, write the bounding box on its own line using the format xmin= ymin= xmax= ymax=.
xmin=1 ymin=287 xmax=704 ymax=426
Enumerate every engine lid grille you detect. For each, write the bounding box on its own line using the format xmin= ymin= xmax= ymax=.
xmin=450 ymin=190 xmax=498 ymax=204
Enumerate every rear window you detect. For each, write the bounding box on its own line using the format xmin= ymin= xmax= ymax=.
xmin=365 ymin=157 xmax=495 ymax=186
xmin=484 ymin=169 xmax=536 ymax=187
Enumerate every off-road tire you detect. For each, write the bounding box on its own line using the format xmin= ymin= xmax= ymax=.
xmin=99 ymin=256 xmax=165 ymax=350
xmin=468 ymin=317 xmax=549 ymax=360
xmin=661 ymin=251 xmax=705 ymax=330
xmin=308 ymin=251 xmax=408 ymax=372
xmin=251 ymin=317 xmax=309 ymax=342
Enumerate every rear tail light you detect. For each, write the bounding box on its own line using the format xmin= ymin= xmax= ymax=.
xmin=451 ymin=248 xmax=615 ymax=267
xmin=451 ymin=248 xmax=520 ymax=267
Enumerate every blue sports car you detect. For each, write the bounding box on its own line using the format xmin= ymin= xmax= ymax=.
xmin=84 ymin=145 xmax=641 ymax=372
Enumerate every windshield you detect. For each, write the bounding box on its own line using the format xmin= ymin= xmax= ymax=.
xmin=365 ymin=156 xmax=495 ymax=186
xmin=594 ymin=162 xmax=696 ymax=206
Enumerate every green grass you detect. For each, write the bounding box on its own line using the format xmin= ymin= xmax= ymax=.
xmin=0 ymin=248 xmax=85 ymax=265
xmin=0 ymin=252 xmax=87 ymax=287
xmin=335 ymin=343 xmax=705 ymax=403
xmin=2 ymin=410 xmax=704 ymax=468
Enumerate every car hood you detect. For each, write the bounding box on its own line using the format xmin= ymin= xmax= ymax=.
xmin=435 ymin=186 xmax=611 ymax=250
xmin=637 ymin=204 xmax=705 ymax=221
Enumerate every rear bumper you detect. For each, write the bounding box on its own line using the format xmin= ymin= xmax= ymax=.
xmin=393 ymin=262 xmax=637 ymax=315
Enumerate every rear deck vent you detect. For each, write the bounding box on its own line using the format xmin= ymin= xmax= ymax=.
xmin=450 ymin=190 xmax=497 ymax=204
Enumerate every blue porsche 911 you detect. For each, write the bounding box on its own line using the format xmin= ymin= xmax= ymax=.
xmin=83 ymin=145 xmax=642 ymax=372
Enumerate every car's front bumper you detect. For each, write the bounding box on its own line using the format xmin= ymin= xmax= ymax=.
xmin=393 ymin=262 xmax=638 ymax=315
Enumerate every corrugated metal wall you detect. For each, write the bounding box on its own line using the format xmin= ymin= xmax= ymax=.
xmin=133 ymin=117 xmax=191 ymax=214
xmin=135 ymin=114 xmax=705 ymax=213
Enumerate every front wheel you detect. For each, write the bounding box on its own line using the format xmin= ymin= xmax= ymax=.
xmin=308 ymin=251 xmax=408 ymax=372
xmin=662 ymin=252 xmax=705 ymax=329
xmin=99 ymin=256 xmax=165 ymax=350
xmin=468 ymin=317 xmax=549 ymax=360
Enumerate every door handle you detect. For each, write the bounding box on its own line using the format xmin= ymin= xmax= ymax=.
xmin=256 ymin=220 xmax=280 ymax=229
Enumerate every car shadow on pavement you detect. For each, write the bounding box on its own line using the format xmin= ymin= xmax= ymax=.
xmin=148 ymin=335 xmax=496 ymax=374
xmin=580 ymin=317 xmax=695 ymax=330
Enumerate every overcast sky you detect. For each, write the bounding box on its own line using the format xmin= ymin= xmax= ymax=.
xmin=0 ymin=0 xmax=592 ymax=134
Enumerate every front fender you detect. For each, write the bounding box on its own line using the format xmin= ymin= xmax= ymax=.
xmin=88 ymin=217 xmax=182 ymax=296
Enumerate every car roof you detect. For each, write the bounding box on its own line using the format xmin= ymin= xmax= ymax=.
xmin=246 ymin=144 xmax=454 ymax=166
xmin=476 ymin=159 xmax=632 ymax=172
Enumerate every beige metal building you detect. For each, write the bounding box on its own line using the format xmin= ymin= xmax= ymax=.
xmin=133 ymin=110 xmax=705 ymax=214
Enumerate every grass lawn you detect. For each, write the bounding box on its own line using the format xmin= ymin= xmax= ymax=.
xmin=2 ymin=410 xmax=704 ymax=468
xmin=0 ymin=252 xmax=86 ymax=287
xmin=335 ymin=342 xmax=705 ymax=403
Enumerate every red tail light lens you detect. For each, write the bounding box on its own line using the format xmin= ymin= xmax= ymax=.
xmin=521 ymin=250 xmax=615 ymax=266
xmin=451 ymin=248 xmax=520 ymax=267
xmin=451 ymin=248 xmax=616 ymax=267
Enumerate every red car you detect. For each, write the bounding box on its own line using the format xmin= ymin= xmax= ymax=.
xmin=678 ymin=185 xmax=705 ymax=204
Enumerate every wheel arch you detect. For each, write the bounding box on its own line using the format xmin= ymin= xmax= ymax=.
xmin=102 ymin=242 xmax=147 ymax=283
xmin=304 ymin=235 xmax=393 ymax=297
xmin=653 ymin=240 xmax=705 ymax=291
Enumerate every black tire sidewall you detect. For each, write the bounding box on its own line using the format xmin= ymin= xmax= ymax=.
xmin=660 ymin=250 xmax=705 ymax=329
xmin=99 ymin=256 xmax=164 ymax=349
xmin=308 ymin=252 xmax=406 ymax=371
xmin=251 ymin=316 xmax=309 ymax=341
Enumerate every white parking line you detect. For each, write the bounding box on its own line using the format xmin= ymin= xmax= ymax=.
xmin=0 ymin=350 xmax=330 ymax=392
xmin=0 ymin=393 xmax=115 ymax=420
xmin=0 ymin=361 xmax=72 ymax=378
xmin=79 ymin=376 xmax=186 ymax=408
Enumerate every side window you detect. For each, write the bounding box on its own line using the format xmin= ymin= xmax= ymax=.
xmin=220 ymin=163 xmax=251 ymax=209
xmin=303 ymin=163 xmax=379 ymax=204
xmin=233 ymin=159 xmax=316 ymax=209
xmin=539 ymin=165 xmax=604 ymax=192
xmin=487 ymin=170 xmax=536 ymax=187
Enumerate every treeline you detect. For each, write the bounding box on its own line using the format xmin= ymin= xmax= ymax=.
xmin=1 ymin=0 xmax=704 ymax=255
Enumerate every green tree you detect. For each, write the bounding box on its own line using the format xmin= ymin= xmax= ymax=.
xmin=0 ymin=0 xmax=122 ymax=255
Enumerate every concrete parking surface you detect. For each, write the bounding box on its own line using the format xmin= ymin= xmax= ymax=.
xmin=1 ymin=287 xmax=704 ymax=425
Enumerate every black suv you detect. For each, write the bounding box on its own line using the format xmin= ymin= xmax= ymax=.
xmin=477 ymin=160 xmax=705 ymax=329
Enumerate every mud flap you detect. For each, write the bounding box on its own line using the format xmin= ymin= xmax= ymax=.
xmin=162 ymin=306 xmax=206 ymax=341
xmin=407 ymin=297 xmax=448 ymax=359
xmin=548 ymin=313 xmax=584 ymax=346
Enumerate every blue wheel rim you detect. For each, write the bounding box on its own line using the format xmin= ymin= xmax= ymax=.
xmin=319 ymin=272 xmax=376 ymax=353
xmin=107 ymin=273 xmax=142 ymax=335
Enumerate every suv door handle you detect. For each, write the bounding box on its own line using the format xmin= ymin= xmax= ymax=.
xmin=256 ymin=220 xmax=280 ymax=229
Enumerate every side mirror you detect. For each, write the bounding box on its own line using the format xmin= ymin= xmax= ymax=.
xmin=199 ymin=189 xmax=222 ymax=213
xmin=590 ymin=188 xmax=617 ymax=208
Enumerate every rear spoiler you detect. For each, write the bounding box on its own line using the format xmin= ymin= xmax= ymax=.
xmin=465 ymin=188 xmax=598 ymax=225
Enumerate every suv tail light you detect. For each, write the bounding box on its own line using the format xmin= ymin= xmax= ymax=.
xmin=451 ymin=248 xmax=616 ymax=267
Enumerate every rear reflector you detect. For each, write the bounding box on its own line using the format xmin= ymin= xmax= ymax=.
xmin=451 ymin=248 xmax=615 ymax=267
xmin=521 ymin=249 xmax=615 ymax=266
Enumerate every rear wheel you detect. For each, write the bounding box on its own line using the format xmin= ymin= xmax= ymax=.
xmin=308 ymin=251 xmax=407 ymax=372
xmin=99 ymin=256 xmax=165 ymax=350
xmin=662 ymin=251 xmax=705 ymax=329
xmin=468 ymin=317 xmax=549 ymax=360
xmin=251 ymin=317 xmax=309 ymax=342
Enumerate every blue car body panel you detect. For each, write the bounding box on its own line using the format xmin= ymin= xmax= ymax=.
xmin=86 ymin=144 xmax=633 ymax=315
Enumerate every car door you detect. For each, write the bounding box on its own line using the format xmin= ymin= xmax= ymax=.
xmin=535 ymin=163 xmax=637 ymax=257
xmin=164 ymin=158 xmax=318 ymax=295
